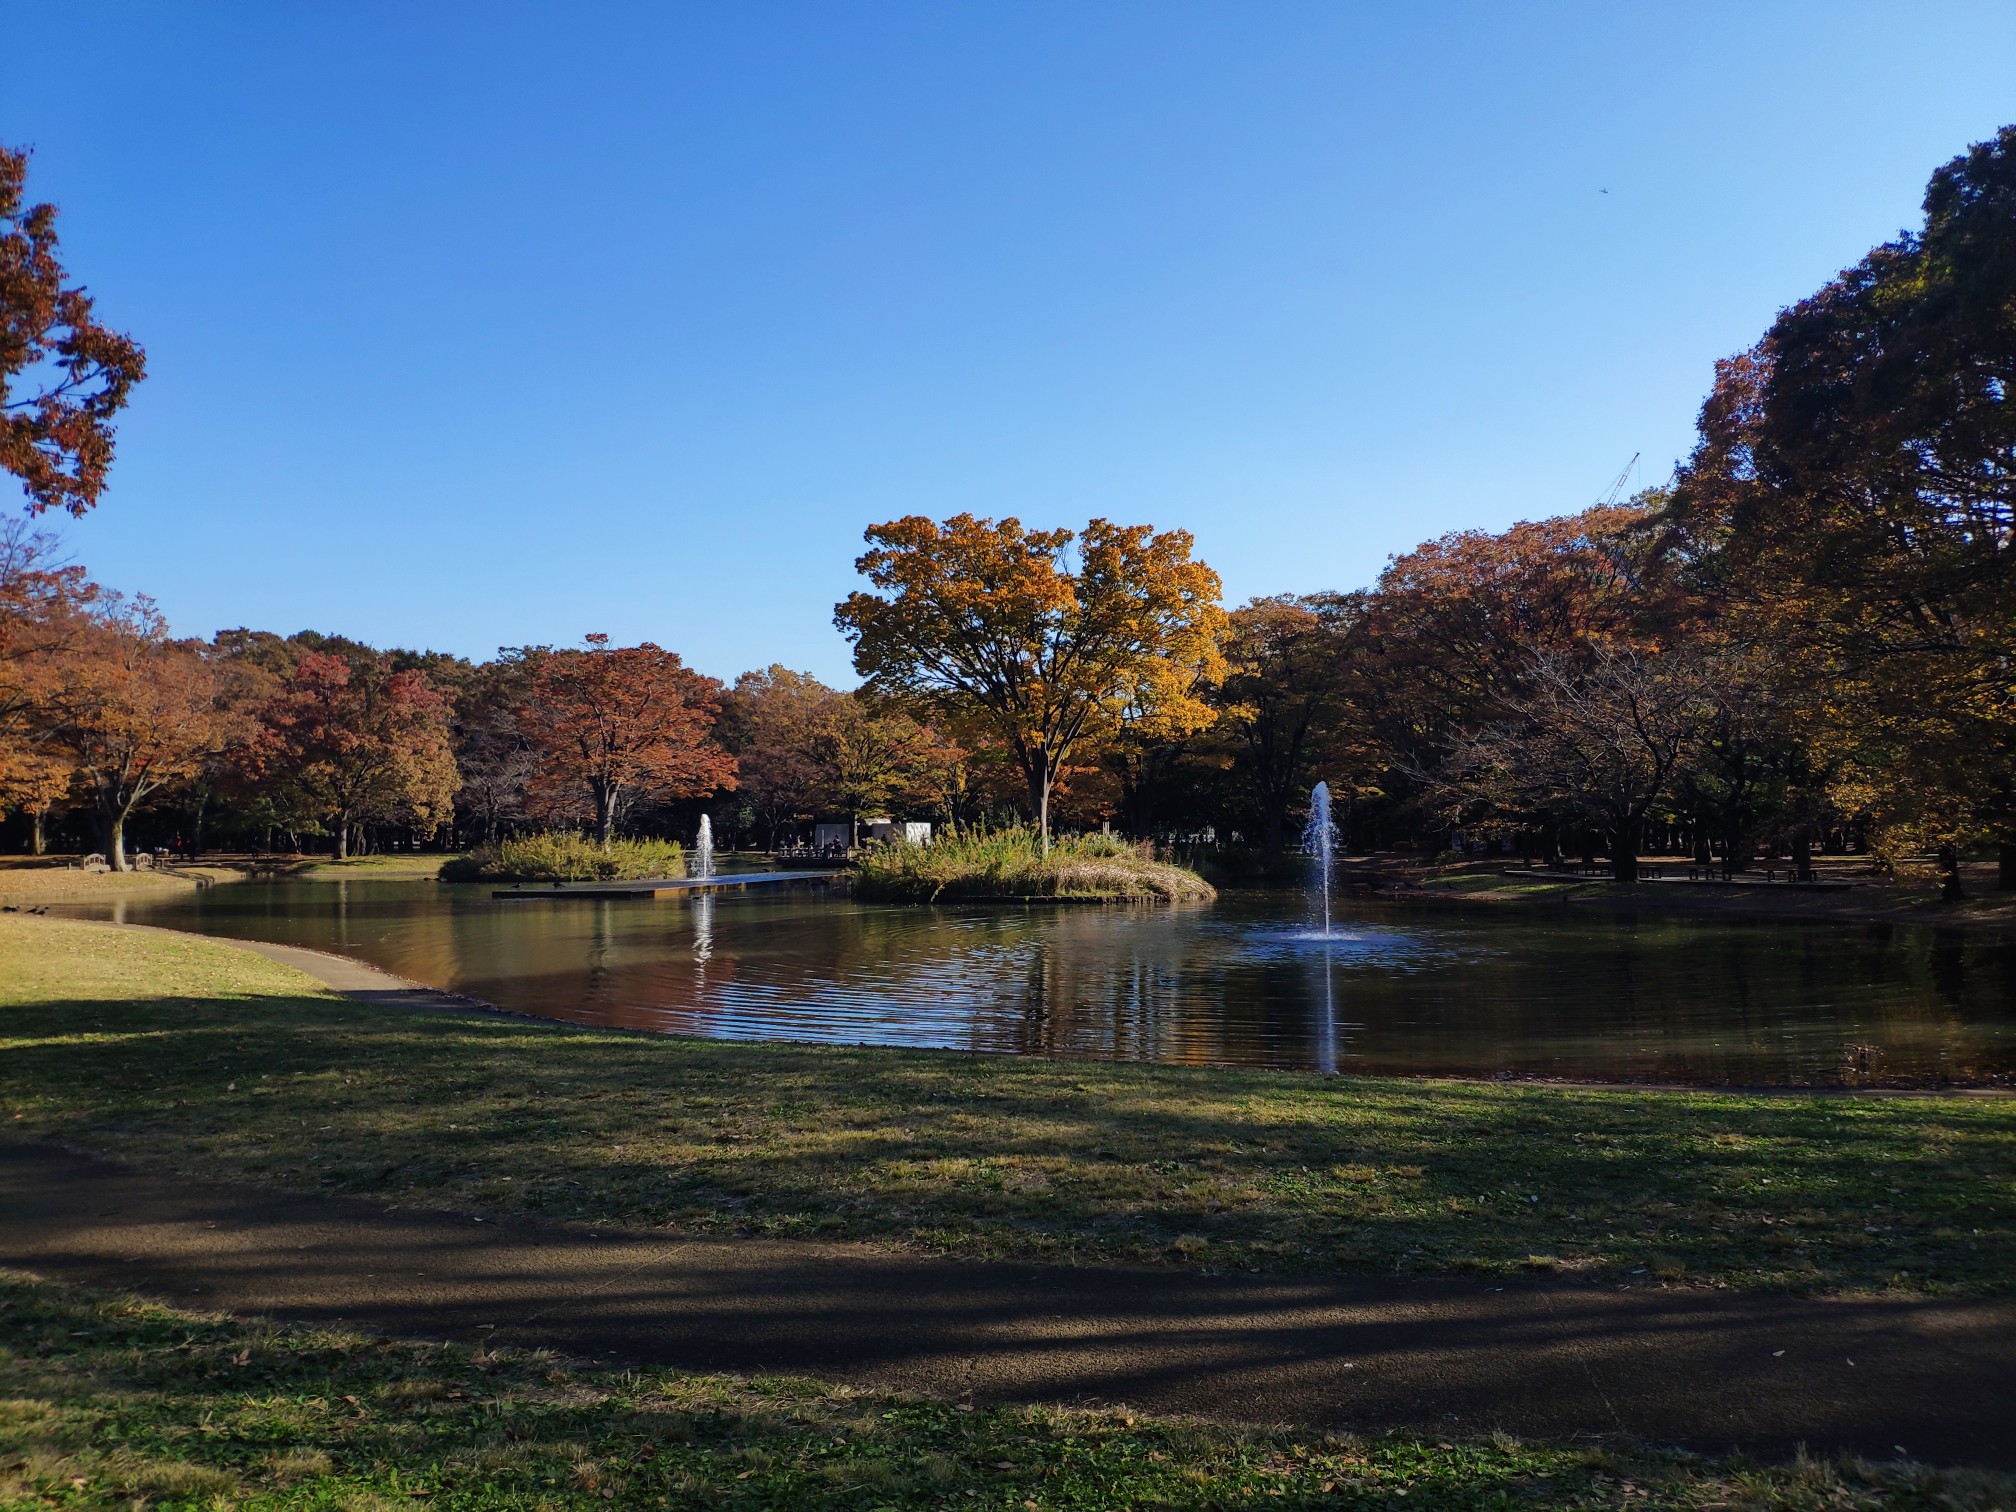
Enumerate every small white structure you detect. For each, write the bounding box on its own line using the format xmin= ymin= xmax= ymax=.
xmin=868 ymin=820 xmax=932 ymax=846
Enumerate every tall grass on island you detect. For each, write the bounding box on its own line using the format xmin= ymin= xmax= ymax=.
xmin=441 ymin=833 xmax=685 ymax=883
xmin=855 ymin=826 xmax=1214 ymax=903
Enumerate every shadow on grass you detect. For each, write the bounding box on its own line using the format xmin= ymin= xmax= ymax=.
xmin=4 ymin=990 xmax=2014 ymax=1295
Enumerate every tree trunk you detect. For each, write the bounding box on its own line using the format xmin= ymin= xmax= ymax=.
xmin=102 ymin=811 xmax=128 ymax=872
xmin=1609 ymin=817 xmax=1640 ymax=883
xmin=29 ymin=809 xmax=46 ymax=856
xmin=1791 ymin=827 xmax=1815 ymax=884
xmin=1937 ymin=843 xmax=1966 ymax=903
xmin=1692 ymin=824 xmax=1712 ymax=865
xmin=335 ymin=821 xmax=350 ymax=861
xmin=1998 ymin=840 xmax=2016 ymax=891
xmin=595 ymin=792 xmax=616 ymax=849
xmin=1029 ymin=769 xmax=1052 ymax=856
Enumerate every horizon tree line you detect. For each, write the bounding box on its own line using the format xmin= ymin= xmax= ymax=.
xmin=4 ymin=131 xmax=2013 ymax=893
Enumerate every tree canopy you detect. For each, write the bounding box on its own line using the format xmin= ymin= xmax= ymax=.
xmin=1 ymin=145 xmax=146 ymax=517
xmin=514 ymin=636 xmax=736 ymax=848
xmin=835 ymin=514 xmax=1223 ymax=846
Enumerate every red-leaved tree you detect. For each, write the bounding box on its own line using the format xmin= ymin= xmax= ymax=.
xmin=255 ymin=652 xmax=459 ymax=859
xmin=2 ymin=146 xmax=147 ymax=516
xmin=515 ymin=635 xmax=736 ymax=847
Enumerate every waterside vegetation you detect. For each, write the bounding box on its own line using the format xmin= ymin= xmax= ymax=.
xmin=441 ymin=834 xmax=686 ymax=883
xmin=854 ymin=827 xmax=1213 ymax=903
xmin=4 ymin=916 xmax=2009 ymax=1298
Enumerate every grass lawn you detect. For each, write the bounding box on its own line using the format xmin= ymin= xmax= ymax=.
xmin=2 ymin=916 xmax=2012 ymax=1297
xmin=0 ymin=859 xmax=240 ymax=906
xmin=283 ymin=854 xmax=459 ymax=880
xmin=3 ymin=1271 xmax=2007 ymax=1512
xmin=1376 ymin=858 xmax=2016 ymax=928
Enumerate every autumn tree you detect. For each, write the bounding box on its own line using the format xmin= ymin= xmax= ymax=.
xmin=0 ymin=519 xmax=89 ymax=745
xmin=1424 ymin=643 xmax=1706 ymax=882
xmin=817 ymin=696 xmax=960 ymax=842
xmin=515 ymin=635 xmax=735 ymax=847
xmin=2 ymin=146 xmax=147 ymax=516
xmin=1353 ymin=504 xmax=1665 ymax=766
xmin=716 ymin=666 xmax=846 ymax=845
xmin=1668 ymin=639 xmax=1826 ymax=878
xmin=451 ymin=657 xmax=539 ymax=844
xmin=255 ymin=651 xmax=458 ymax=858
xmin=42 ymin=596 xmax=238 ymax=868
xmin=0 ymin=740 xmax=68 ymax=854
xmin=835 ymin=515 xmax=1223 ymax=848
xmin=1211 ymin=593 xmax=1361 ymax=856
xmin=1667 ymin=125 xmax=2016 ymax=888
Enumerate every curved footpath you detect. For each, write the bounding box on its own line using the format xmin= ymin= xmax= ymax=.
xmin=4 ymin=932 xmax=2012 ymax=1468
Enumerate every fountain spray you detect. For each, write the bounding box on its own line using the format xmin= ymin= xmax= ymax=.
xmin=1302 ymin=781 xmax=1335 ymax=938
xmin=695 ymin=814 xmax=715 ymax=880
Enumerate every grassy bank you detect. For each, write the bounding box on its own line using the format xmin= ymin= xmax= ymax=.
xmin=0 ymin=853 xmax=460 ymax=901
xmin=5 ymin=917 xmax=2012 ymax=1297
xmin=11 ymin=1273 xmax=2000 ymax=1511
xmin=856 ymin=829 xmax=1214 ymax=903
xmin=441 ymin=834 xmax=686 ymax=883
xmin=1352 ymin=856 xmax=2016 ymax=930
xmin=282 ymin=853 xmax=460 ymax=880
xmin=0 ymin=857 xmax=240 ymax=906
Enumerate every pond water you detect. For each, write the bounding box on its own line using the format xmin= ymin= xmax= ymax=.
xmin=66 ymin=876 xmax=2016 ymax=1086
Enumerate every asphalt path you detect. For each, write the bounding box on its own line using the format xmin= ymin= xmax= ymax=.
xmin=8 ymin=926 xmax=2012 ymax=1468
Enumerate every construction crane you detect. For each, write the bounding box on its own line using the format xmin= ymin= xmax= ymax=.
xmin=1596 ymin=452 xmax=1641 ymax=507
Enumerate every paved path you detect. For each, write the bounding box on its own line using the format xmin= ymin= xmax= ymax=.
xmin=9 ymin=925 xmax=2012 ymax=1467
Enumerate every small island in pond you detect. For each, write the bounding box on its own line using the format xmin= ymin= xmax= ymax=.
xmin=854 ymin=828 xmax=1214 ymax=903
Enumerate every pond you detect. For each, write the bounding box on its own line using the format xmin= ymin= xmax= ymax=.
xmin=66 ymin=877 xmax=2016 ymax=1086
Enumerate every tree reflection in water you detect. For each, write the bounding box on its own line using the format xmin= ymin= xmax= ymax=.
xmin=72 ymin=881 xmax=2016 ymax=1087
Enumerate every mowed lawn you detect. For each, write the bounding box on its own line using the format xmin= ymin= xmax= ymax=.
xmin=2 ymin=915 xmax=2012 ymax=1296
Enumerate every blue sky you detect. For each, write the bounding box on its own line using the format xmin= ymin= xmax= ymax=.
xmin=5 ymin=3 xmax=2013 ymax=684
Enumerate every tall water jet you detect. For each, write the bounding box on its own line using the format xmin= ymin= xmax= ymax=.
xmin=694 ymin=814 xmax=715 ymax=880
xmin=1302 ymin=781 xmax=1335 ymax=937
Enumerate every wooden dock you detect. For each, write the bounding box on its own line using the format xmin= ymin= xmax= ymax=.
xmin=492 ymin=871 xmax=837 ymax=901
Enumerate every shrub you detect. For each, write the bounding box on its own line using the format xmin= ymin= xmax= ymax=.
xmin=854 ymin=825 xmax=1214 ymax=903
xmin=441 ymin=834 xmax=686 ymax=882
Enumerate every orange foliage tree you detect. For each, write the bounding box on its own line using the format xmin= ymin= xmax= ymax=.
xmin=254 ymin=651 xmax=459 ymax=859
xmin=1211 ymin=594 xmax=1362 ymax=855
xmin=835 ymin=515 xmax=1223 ymax=848
xmin=716 ymin=666 xmax=845 ymax=845
xmin=42 ymin=596 xmax=239 ymax=869
xmin=514 ymin=635 xmax=735 ymax=847
xmin=1 ymin=145 xmax=147 ymax=516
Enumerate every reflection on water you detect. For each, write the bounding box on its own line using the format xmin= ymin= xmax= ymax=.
xmin=68 ymin=880 xmax=2016 ymax=1085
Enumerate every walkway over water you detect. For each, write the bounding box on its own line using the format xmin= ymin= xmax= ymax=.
xmin=491 ymin=870 xmax=836 ymax=901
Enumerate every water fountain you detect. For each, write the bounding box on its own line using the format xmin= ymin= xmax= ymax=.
xmin=694 ymin=814 xmax=715 ymax=880
xmin=1301 ymin=781 xmax=1342 ymax=1068
xmin=1302 ymin=780 xmax=1336 ymax=938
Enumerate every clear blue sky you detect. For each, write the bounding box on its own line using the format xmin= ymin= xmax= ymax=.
xmin=6 ymin=3 xmax=2013 ymax=684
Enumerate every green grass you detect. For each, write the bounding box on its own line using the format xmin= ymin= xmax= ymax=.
xmin=5 ymin=917 xmax=2012 ymax=1298
xmin=3 ymin=1271 xmax=2007 ymax=1511
xmin=856 ymin=827 xmax=1214 ymax=903
xmin=286 ymin=853 xmax=460 ymax=880
xmin=441 ymin=835 xmax=686 ymax=883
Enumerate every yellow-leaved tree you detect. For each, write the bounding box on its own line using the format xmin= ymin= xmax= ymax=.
xmin=834 ymin=514 xmax=1224 ymax=849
